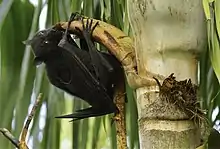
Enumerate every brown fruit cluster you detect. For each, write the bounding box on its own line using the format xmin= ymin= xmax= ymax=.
xmin=154 ymin=73 xmax=206 ymax=125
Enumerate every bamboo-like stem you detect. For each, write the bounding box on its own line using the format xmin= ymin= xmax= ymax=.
xmin=113 ymin=79 xmax=127 ymax=149
xmin=0 ymin=93 xmax=43 ymax=149
xmin=0 ymin=128 xmax=20 ymax=148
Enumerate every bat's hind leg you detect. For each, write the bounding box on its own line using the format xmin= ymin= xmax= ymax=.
xmin=55 ymin=107 xmax=115 ymax=121
xmin=58 ymin=12 xmax=81 ymax=46
xmin=78 ymin=18 xmax=114 ymax=82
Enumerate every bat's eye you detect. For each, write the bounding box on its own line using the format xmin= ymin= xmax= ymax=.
xmin=40 ymin=40 xmax=49 ymax=47
xmin=44 ymin=40 xmax=49 ymax=44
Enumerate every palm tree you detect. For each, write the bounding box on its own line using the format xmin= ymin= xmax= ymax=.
xmin=0 ymin=0 xmax=219 ymax=149
xmin=128 ymin=0 xmax=206 ymax=148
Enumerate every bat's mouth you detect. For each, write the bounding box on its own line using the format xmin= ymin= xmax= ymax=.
xmin=34 ymin=56 xmax=43 ymax=66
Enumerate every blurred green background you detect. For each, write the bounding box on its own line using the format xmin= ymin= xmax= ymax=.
xmin=0 ymin=0 xmax=219 ymax=149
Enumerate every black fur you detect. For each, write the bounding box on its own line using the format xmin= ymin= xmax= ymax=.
xmin=27 ymin=14 xmax=123 ymax=121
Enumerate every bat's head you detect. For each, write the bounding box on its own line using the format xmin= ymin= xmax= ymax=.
xmin=24 ymin=28 xmax=63 ymax=65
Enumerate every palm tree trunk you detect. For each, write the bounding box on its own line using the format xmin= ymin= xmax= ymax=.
xmin=127 ymin=0 xmax=207 ymax=148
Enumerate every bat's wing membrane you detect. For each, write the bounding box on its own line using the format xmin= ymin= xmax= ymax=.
xmin=53 ymin=13 xmax=118 ymax=120
xmin=55 ymin=107 xmax=114 ymax=121
xmin=57 ymin=30 xmax=116 ymax=120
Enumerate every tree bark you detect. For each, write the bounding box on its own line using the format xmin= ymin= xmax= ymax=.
xmin=127 ymin=0 xmax=207 ymax=148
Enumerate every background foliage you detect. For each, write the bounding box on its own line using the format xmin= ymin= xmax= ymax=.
xmin=0 ymin=0 xmax=219 ymax=149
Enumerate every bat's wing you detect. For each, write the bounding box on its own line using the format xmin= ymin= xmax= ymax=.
xmin=55 ymin=107 xmax=114 ymax=121
xmin=57 ymin=26 xmax=116 ymax=120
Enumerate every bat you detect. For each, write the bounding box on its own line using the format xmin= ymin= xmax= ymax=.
xmin=25 ymin=13 xmax=123 ymax=121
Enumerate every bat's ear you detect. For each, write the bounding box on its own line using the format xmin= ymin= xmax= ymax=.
xmin=22 ymin=39 xmax=32 ymax=45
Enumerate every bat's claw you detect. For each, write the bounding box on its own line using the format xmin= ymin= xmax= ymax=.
xmin=69 ymin=12 xmax=81 ymax=22
xmin=62 ymin=12 xmax=82 ymax=46
xmin=81 ymin=18 xmax=99 ymax=38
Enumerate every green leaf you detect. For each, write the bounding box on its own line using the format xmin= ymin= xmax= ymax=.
xmin=215 ymin=0 xmax=220 ymax=40
xmin=0 ymin=0 xmax=13 ymax=30
xmin=202 ymin=0 xmax=211 ymax=20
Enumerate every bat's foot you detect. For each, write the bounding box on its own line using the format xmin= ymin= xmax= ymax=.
xmin=69 ymin=12 xmax=81 ymax=22
xmin=55 ymin=107 xmax=115 ymax=121
xmin=61 ymin=12 xmax=82 ymax=43
xmin=80 ymin=18 xmax=99 ymax=39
